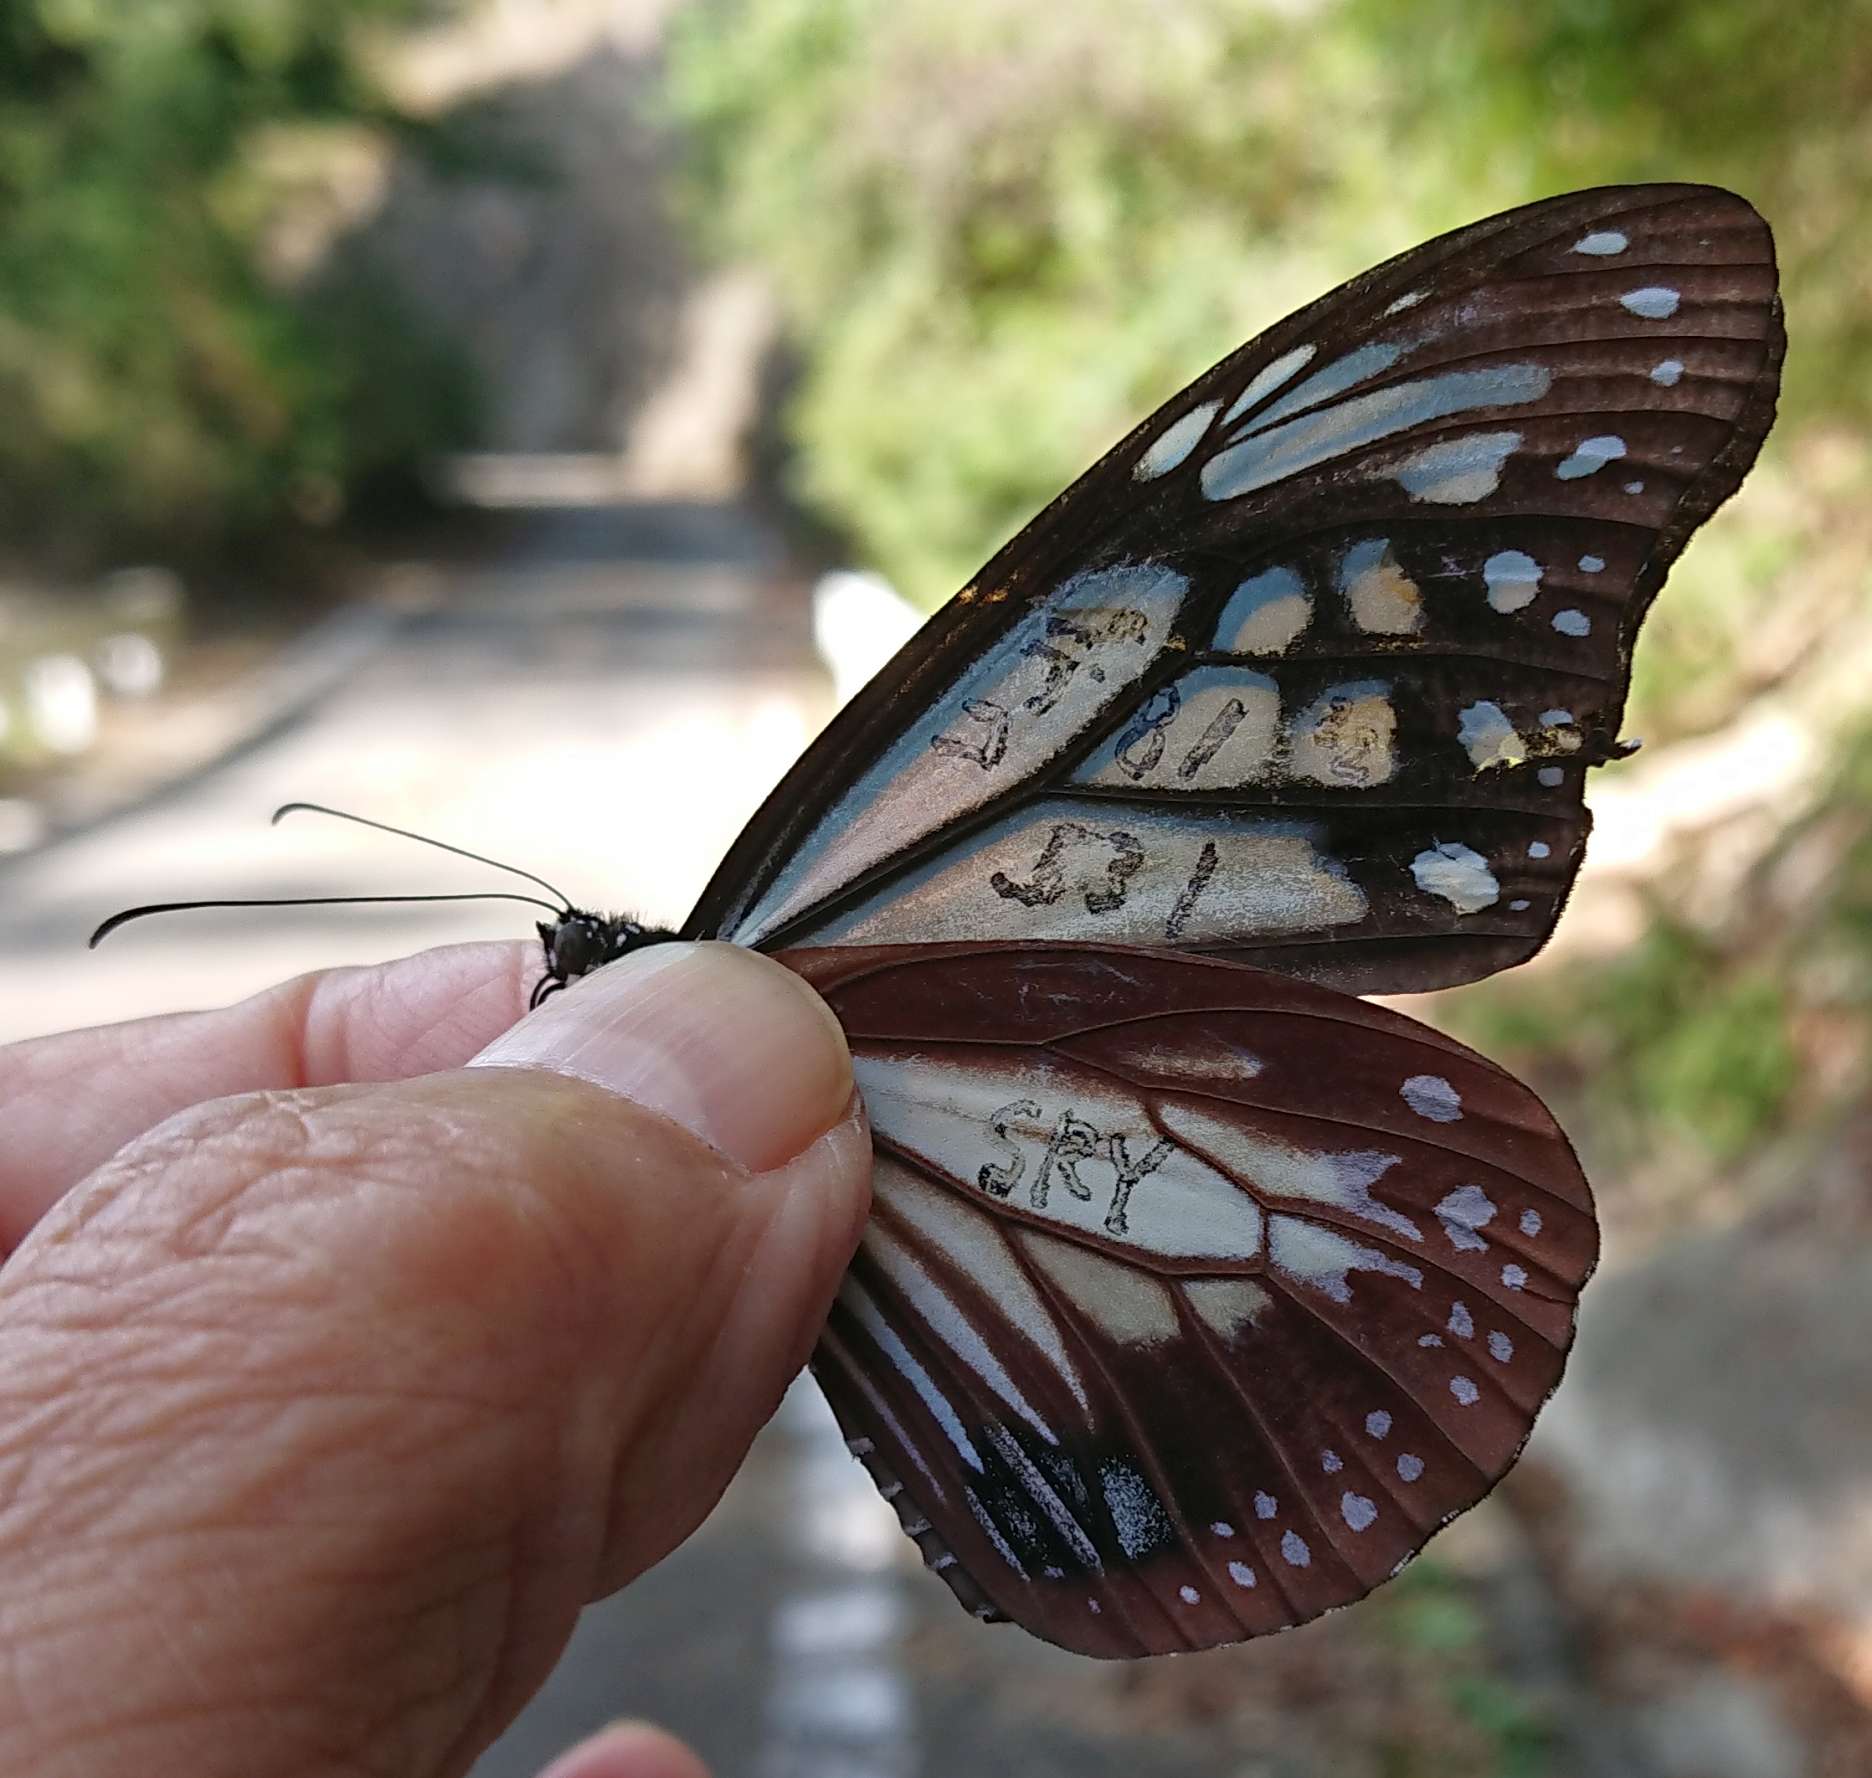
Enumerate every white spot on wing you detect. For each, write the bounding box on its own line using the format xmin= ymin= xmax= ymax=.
xmin=1578 ymin=554 xmax=1605 ymax=573
xmin=1281 ymin=1530 xmax=1311 ymax=1567
xmin=1203 ymin=367 xmax=1548 ymax=502
xmin=1341 ymin=1492 xmax=1378 ymax=1531
xmin=1135 ymin=399 xmax=1221 ymax=480
xmin=1287 ymin=680 xmax=1398 ymax=788
xmin=1366 ymin=1409 xmax=1393 ymax=1439
xmin=1502 ymin=1263 xmax=1529 ymax=1290
xmin=1228 ymin=1560 xmax=1257 ymax=1588
xmin=1321 ymin=1449 xmax=1343 ymax=1474
xmin=1223 ymin=343 xmax=1319 ymax=425
xmin=1450 ymin=1376 xmax=1481 ymax=1406
xmin=1556 ymin=434 xmax=1628 ymax=480
xmin=1254 ymin=1490 xmax=1278 ymax=1519
xmin=1023 ymin=1231 xmax=1181 ymax=1346
xmin=1400 ymin=1074 xmax=1463 ymax=1123
xmin=1411 ymin=842 xmax=1500 ymax=914
xmin=1397 ymin=1453 xmax=1425 ymax=1482
xmin=1182 ymin=1277 xmax=1274 ymax=1340
xmin=1235 ymin=342 xmax=1406 ymax=435
xmin=1268 ymin=1216 xmax=1424 ymax=1304
xmin=1458 ymin=700 xmax=1525 ymax=770
xmin=1395 ymin=430 xmax=1520 ymax=504
xmin=1100 ymin=1456 xmax=1173 ymax=1559
xmin=1384 ymin=289 xmax=1427 ymax=315
xmin=1538 ymin=766 xmax=1565 ymax=787
xmin=1552 ymin=609 xmax=1592 ymax=637
xmin=862 ymin=1220 xmax=1060 ymax=1444
xmin=1488 ymin=1331 xmax=1515 ymax=1362
xmin=1620 ymin=286 xmax=1681 ymax=319
xmin=1520 ymin=1208 xmax=1544 ymax=1237
xmin=1482 ymin=549 xmax=1542 ymax=612
xmin=872 ymin=1162 xmax=1090 ymax=1409
xmin=1651 ymin=358 xmax=1685 ymax=386
xmin=1573 ymin=229 xmax=1629 ymax=255
xmin=1448 ymin=1300 xmax=1476 ymax=1339
xmin=840 ymin=1277 xmax=982 ymax=1471
xmin=1528 ymin=840 xmax=1551 ymax=859
xmin=1437 ymin=1187 xmax=1497 ymax=1253
xmin=1159 ymin=1107 xmax=1419 ymax=1242
xmin=1179 ymin=1584 xmax=1201 ymax=1604
xmin=1339 ymin=538 xmax=1423 ymax=634
xmin=1214 ymin=565 xmax=1311 ymax=654
xmin=1213 ymin=1520 xmax=1235 ymax=1537
xmin=1624 ymin=479 xmax=1645 ymax=494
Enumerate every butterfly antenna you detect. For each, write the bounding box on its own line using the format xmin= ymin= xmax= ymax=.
xmin=90 ymin=891 xmax=567 ymax=950
xmin=272 ymin=802 xmax=573 ymax=907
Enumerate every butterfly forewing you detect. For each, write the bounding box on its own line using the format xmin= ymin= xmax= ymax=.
xmin=691 ymin=184 xmax=1782 ymax=994
xmin=785 ymin=944 xmax=1595 ymax=1657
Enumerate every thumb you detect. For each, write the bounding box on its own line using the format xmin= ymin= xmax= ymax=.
xmin=0 ymin=942 xmax=867 ymax=1778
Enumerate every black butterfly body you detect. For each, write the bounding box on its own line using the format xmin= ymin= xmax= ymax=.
xmin=542 ymin=184 xmax=1783 ymax=1657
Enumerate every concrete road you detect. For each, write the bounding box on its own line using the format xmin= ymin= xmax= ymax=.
xmin=0 ymin=504 xmax=823 ymax=1044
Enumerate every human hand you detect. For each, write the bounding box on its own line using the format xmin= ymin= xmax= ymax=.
xmin=0 ymin=940 xmax=869 ymax=1778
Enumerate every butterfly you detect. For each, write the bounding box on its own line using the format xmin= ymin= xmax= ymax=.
xmin=654 ymin=183 xmax=1783 ymax=1657
xmin=94 ymin=182 xmax=1785 ymax=1658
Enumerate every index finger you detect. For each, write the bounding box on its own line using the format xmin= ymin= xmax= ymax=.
xmin=0 ymin=940 xmax=538 ymax=1251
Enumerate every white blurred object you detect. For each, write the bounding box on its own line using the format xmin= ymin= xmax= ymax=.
xmin=95 ymin=632 xmax=165 ymax=698
xmin=811 ymin=569 xmax=921 ymax=709
xmin=0 ymin=798 xmax=45 ymax=853
xmin=100 ymin=565 xmax=184 ymax=627
xmin=25 ymin=654 xmax=98 ymax=754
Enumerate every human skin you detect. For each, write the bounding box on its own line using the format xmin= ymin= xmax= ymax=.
xmin=0 ymin=941 xmax=869 ymax=1778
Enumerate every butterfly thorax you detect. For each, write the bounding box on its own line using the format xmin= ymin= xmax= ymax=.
xmin=533 ymin=910 xmax=681 ymax=1006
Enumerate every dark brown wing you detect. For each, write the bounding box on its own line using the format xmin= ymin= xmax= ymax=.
xmin=691 ymin=184 xmax=1782 ymax=993
xmin=786 ymin=943 xmax=1595 ymax=1657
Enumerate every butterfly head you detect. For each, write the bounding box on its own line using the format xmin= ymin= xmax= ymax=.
xmin=532 ymin=909 xmax=680 ymax=1008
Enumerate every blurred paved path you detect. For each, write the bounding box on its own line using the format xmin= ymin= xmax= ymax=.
xmin=0 ymin=502 xmax=822 ymax=1044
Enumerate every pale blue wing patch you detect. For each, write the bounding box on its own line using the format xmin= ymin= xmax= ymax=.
xmin=1337 ymin=539 xmax=1425 ymax=636
xmin=1074 ymin=667 xmax=1282 ymax=792
xmin=1213 ymin=566 xmax=1311 ymax=653
xmin=732 ymin=561 xmax=1191 ymax=945
xmin=1201 ymin=366 xmax=1551 ymax=503
xmin=796 ymin=800 xmax=1367 ymax=949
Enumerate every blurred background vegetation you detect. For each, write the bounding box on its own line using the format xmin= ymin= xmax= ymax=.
xmin=0 ymin=0 xmax=474 ymax=574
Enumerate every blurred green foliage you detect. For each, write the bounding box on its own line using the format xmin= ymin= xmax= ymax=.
xmin=1377 ymin=1560 xmax=1557 ymax=1774
xmin=667 ymin=0 xmax=1871 ymax=607
xmin=1455 ymin=919 xmax=1801 ymax=1164
xmin=0 ymin=0 xmax=472 ymax=567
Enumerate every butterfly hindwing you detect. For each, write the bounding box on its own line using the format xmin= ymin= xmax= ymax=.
xmin=690 ymin=183 xmax=1782 ymax=994
xmin=787 ymin=943 xmax=1595 ymax=1657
